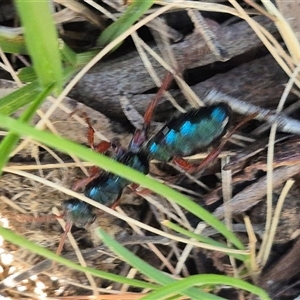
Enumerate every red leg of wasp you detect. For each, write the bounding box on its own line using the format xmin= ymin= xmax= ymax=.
xmin=83 ymin=114 xmax=114 ymax=154
xmin=72 ymin=140 xmax=113 ymax=191
xmin=72 ymin=173 xmax=100 ymax=191
xmin=87 ymin=126 xmax=95 ymax=149
xmin=71 ymin=118 xmax=112 ymax=190
xmin=130 ymin=183 xmax=151 ymax=195
xmin=110 ymin=197 xmax=122 ymax=210
xmin=129 ymin=182 xmax=139 ymax=190
xmin=218 ymin=112 xmax=258 ymax=149
xmin=71 ymin=111 xmax=112 ymax=153
xmin=56 ymin=222 xmax=72 ymax=256
xmin=128 ymin=183 xmax=153 ymax=196
xmin=70 ymin=110 xmax=96 ymax=149
xmin=94 ymin=140 xmax=112 ymax=154
xmin=143 ymin=72 xmax=174 ymax=128
xmin=80 ymin=113 xmax=96 ymax=150
xmin=130 ymin=72 xmax=174 ymax=150
xmin=189 ymin=147 xmax=223 ymax=173
xmin=188 ymin=112 xmax=259 ymax=173
xmin=173 ymin=156 xmax=193 ymax=171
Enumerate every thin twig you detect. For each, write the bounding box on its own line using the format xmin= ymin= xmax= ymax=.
xmin=204 ymin=90 xmax=300 ymax=135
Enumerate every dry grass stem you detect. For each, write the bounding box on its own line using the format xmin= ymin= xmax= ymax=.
xmin=261 ymin=179 xmax=295 ymax=267
xmin=244 ymin=216 xmax=260 ymax=281
xmin=3 ymin=167 xmax=249 ymax=255
xmin=258 ymin=62 xmax=300 ymax=264
xmin=52 ymin=207 xmax=99 ymax=297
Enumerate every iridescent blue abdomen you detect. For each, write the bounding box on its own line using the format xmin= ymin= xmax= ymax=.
xmin=84 ymin=151 xmax=149 ymax=206
xmin=121 ymin=151 xmax=149 ymax=175
xmin=62 ymin=198 xmax=96 ymax=228
xmin=144 ymin=104 xmax=230 ymax=161
xmin=84 ymin=173 xmax=126 ymax=206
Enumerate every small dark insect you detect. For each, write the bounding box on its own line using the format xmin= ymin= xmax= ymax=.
xmin=63 ymin=151 xmax=149 ymax=226
xmin=83 ymin=150 xmax=149 ymax=208
xmin=61 ymin=198 xmax=95 ymax=229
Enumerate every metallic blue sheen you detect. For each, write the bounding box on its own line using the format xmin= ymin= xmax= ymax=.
xmin=89 ymin=187 xmax=98 ymax=198
xmin=165 ymin=129 xmax=177 ymax=144
xmin=149 ymin=142 xmax=159 ymax=153
xmin=180 ymin=121 xmax=196 ymax=136
xmin=144 ymin=104 xmax=231 ymax=161
xmin=62 ymin=198 xmax=95 ymax=228
xmin=211 ymin=107 xmax=226 ymax=123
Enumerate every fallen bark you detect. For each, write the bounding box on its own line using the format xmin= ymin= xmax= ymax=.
xmin=69 ymin=16 xmax=280 ymax=119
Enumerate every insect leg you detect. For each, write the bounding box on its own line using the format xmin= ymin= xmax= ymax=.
xmin=190 ymin=112 xmax=258 ymax=173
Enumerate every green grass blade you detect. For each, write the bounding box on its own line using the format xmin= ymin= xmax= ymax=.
xmin=0 ymin=226 xmax=157 ymax=289
xmin=97 ymin=228 xmax=224 ymax=300
xmin=0 ymin=83 xmax=55 ymax=173
xmin=76 ymin=50 xmax=99 ymax=67
xmin=0 ymin=81 xmax=40 ymax=115
xmin=14 ymin=0 xmax=63 ymax=93
xmin=17 ymin=67 xmax=37 ymax=83
xmin=19 ymin=85 xmax=55 ymax=123
xmin=60 ymin=42 xmax=78 ymax=66
xmin=0 ymin=115 xmax=244 ymax=249
xmin=0 ymin=34 xmax=28 ymax=54
xmin=97 ymin=0 xmax=154 ymax=48
xmin=17 ymin=44 xmax=87 ymax=83
xmin=142 ymin=274 xmax=271 ymax=300
xmin=18 ymin=65 xmax=76 ymax=84
xmin=164 ymin=221 xmax=247 ymax=261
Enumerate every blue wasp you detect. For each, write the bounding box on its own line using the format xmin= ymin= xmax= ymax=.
xmin=57 ymin=73 xmax=233 ymax=255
